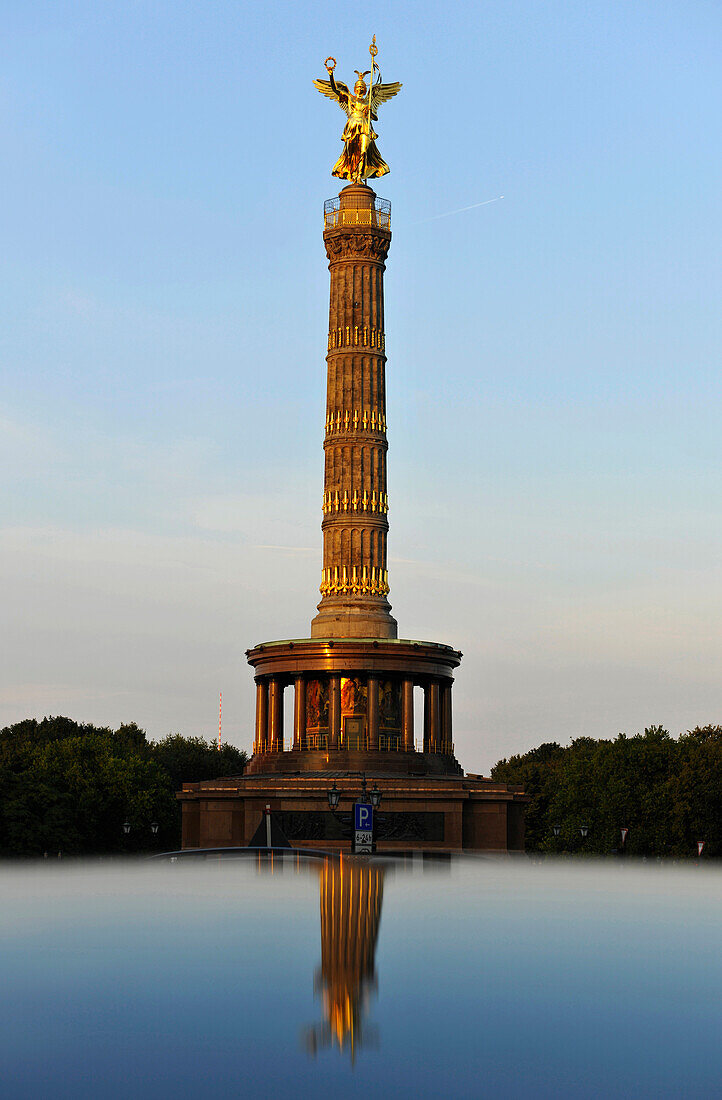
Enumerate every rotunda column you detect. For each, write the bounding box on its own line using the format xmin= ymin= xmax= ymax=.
xmin=401 ymin=678 xmax=414 ymax=751
xmin=367 ymin=676 xmax=379 ymax=750
xmin=255 ymin=679 xmax=269 ymax=754
xmin=440 ymin=681 xmax=453 ymax=753
xmin=329 ymin=676 xmax=341 ymax=749
xmin=425 ymin=680 xmax=440 ymax=753
xmin=268 ymin=678 xmax=284 ymax=752
xmin=293 ymin=676 xmax=306 ymax=750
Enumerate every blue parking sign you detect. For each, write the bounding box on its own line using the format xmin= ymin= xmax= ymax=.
xmin=354 ymin=802 xmax=373 ymax=831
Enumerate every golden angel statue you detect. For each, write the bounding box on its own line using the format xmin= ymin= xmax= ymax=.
xmin=314 ymin=38 xmax=401 ymax=184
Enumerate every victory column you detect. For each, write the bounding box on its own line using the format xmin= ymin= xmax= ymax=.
xmin=178 ymin=40 xmax=528 ymax=852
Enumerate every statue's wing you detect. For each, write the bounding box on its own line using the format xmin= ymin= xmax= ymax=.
xmin=371 ymin=81 xmax=402 ymax=111
xmin=313 ymin=78 xmax=352 ymax=116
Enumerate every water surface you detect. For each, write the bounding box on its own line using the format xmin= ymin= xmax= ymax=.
xmin=1 ymin=854 xmax=720 ymax=1098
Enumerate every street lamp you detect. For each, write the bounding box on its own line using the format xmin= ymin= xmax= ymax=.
xmin=150 ymin=822 xmax=159 ymax=836
xmin=122 ymin=821 xmax=131 ymax=835
xmin=326 ymin=777 xmax=384 ymax=852
xmin=552 ymin=824 xmax=561 ymax=838
xmin=327 ymin=779 xmax=383 ymax=811
xmin=580 ymin=824 xmax=590 ymax=839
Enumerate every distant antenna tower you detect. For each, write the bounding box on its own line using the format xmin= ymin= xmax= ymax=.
xmin=218 ymin=691 xmax=222 ymax=750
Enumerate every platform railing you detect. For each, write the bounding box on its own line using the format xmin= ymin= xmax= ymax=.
xmin=255 ymin=737 xmax=455 ymax=756
xmin=323 ymin=196 xmax=391 ymax=230
xmin=341 ymin=733 xmax=369 ymax=752
xmin=302 ymin=733 xmax=329 ymax=751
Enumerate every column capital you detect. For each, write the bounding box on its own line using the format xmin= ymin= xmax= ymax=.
xmin=323 ymin=228 xmax=391 ymax=264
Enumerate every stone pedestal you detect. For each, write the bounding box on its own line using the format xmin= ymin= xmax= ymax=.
xmin=179 ymin=771 xmax=528 ymax=854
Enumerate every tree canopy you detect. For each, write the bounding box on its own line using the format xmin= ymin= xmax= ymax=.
xmin=491 ymin=726 xmax=722 ymax=856
xmin=2 ymin=716 xmax=717 ymax=857
xmin=0 ymin=717 xmax=247 ymax=856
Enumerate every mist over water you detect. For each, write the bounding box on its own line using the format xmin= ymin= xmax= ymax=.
xmin=2 ymin=856 xmax=720 ymax=1098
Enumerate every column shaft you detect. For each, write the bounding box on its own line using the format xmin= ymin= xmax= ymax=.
xmin=329 ymin=676 xmax=341 ymax=750
xmin=423 ymin=683 xmax=430 ymax=753
xmin=293 ymin=677 xmax=306 ymax=750
xmin=268 ymin=679 xmax=284 ymax=752
xmin=440 ymin=682 xmax=453 ymax=753
xmin=401 ymin=678 xmax=414 ymax=751
xmin=255 ymin=679 xmax=269 ymax=753
xmin=367 ymin=676 xmax=379 ymax=751
xmin=427 ymin=680 xmax=440 ymax=753
xmin=311 ymin=184 xmax=397 ymax=640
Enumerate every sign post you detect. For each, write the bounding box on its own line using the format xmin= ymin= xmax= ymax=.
xmin=353 ymin=802 xmax=374 ymax=854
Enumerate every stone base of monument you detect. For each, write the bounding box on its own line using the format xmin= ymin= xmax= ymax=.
xmin=178 ymin=771 xmax=527 ymax=853
xmin=244 ymin=748 xmax=463 ymax=777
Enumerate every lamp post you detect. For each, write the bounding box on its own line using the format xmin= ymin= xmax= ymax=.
xmin=326 ymin=775 xmax=383 ymax=852
xmin=579 ymin=824 xmax=590 ymax=854
xmin=122 ymin=820 xmax=160 ymax=851
xmin=620 ymin=826 xmax=629 ymax=856
xmin=327 ymin=776 xmax=383 ymax=813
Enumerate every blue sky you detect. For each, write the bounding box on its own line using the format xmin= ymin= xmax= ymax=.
xmin=1 ymin=0 xmax=720 ymax=770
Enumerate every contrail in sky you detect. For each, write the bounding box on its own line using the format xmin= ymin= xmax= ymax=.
xmin=418 ymin=195 xmax=504 ymax=223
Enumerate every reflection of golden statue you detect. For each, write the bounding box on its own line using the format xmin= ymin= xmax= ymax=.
xmin=305 ymin=857 xmax=385 ymax=1058
xmin=314 ymin=37 xmax=401 ymax=184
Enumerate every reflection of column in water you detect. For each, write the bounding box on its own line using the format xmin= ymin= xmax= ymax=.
xmin=305 ymin=857 xmax=385 ymax=1057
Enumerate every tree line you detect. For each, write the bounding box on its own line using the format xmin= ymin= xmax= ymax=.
xmin=2 ymin=717 xmax=718 ymax=857
xmin=0 ymin=717 xmax=247 ymax=856
xmin=491 ymin=725 xmax=722 ymax=856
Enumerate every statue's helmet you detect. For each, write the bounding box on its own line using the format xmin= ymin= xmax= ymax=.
xmin=354 ymin=69 xmax=370 ymax=96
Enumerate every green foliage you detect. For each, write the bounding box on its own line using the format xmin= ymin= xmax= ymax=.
xmin=152 ymin=734 xmax=247 ymax=789
xmin=491 ymin=725 xmax=722 ymax=856
xmin=0 ymin=717 xmax=248 ymax=857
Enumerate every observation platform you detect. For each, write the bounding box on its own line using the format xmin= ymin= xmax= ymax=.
xmin=324 ymin=191 xmax=391 ymax=229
